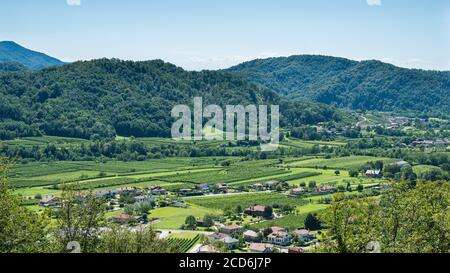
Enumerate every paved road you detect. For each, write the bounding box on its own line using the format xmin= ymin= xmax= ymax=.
xmin=182 ymin=190 xmax=272 ymax=199
xmin=158 ymin=229 xmax=214 ymax=239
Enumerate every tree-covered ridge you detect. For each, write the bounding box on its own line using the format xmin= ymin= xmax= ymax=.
xmin=0 ymin=62 xmax=28 ymax=73
xmin=0 ymin=58 xmax=341 ymax=140
xmin=0 ymin=41 xmax=64 ymax=71
xmin=227 ymin=55 xmax=450 ymax=118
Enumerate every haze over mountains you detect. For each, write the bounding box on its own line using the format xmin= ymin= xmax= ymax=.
xmin=0 ymin=41 xmax=64 ymax=70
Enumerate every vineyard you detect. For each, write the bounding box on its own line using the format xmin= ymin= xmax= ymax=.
xmin=159 ymin=166 xmax=288 ymax=184
xmin=166 ymin=234 xmax=200 ymax=253
xmin=187 ymin=192 xmax=307 ymax=209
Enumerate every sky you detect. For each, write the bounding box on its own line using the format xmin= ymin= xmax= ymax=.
xmin=1 ymin=0 xmax=449 ymax=71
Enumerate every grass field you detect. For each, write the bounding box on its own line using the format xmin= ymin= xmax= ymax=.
xmin=284 ymin=156 xmax=397 ymax=170
xmin=148 ymin=205 xmax=220 ymax=229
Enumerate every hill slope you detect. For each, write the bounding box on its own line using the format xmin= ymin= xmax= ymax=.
xmin=0 ymin=41 xmax=64 ymax=70
xmin=0 ymin=59 xmax=340 ymax=140
xmin=227 ymin=55 xmax=450 ymax=117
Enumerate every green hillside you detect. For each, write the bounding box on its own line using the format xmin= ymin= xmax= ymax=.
xmin=227 ymin=55 xmax=450 ymax=117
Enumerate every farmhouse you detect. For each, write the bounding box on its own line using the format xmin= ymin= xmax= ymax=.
xmin=312 ymin=185 xmax=337 ymax=195
xmin=115 ymin=187 xmax=136 ymax=194
xmin=95 ymin=190 xmax=116 ymax=199
xmin=264 ymin=180 xmax=279 ymax=188
xmin=250 ymin=183 xmax=264 ymax=191
xmin=289 ymin=188 xmax=306 ymax=197
xmin=365 ymin=169 xmax=382 ymax=178
xmin=244 ymin=205 xmax=266 ymax=217
xmin=267 ymin=231 xmax=292 ymax=246
xmin=133 ymin=195 xmax=155 ymax=203
xmin=39 ymin=195 xmax=61 ymax=208
xmin=209 ymin=232 xmax=230 ymax=241
xmin=293 ymin=229 xmax=316 ymax=242
xmin=221 ymin=236 xmax=240 ymax=250
xmin=197 ymin=184 xmax=210 ymax=192
xmin=249 ymin=243 xmax=273 ymax=253
xmin=112 ymin=214 xmax=130 ymax=224
xmin=288 ymin=247 xmax=304 ymax=254
xmin=220 ymin=225 xmax=242 ymax=235
xmin=270 ymin=226 xmax=286 ymax=233
xmin=197 ymin=245 xmax=219 ymax=253
xmin=149 ymin=186 xmax=166 ymax=195
xmin=172 ymin=202 xmax=187 ymax=208
xmin=243 ymin=230 xmax=260 ymax=242
xmin=216 ymin=183 xmax=228 ymax=192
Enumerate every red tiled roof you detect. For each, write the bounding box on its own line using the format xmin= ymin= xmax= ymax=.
xmin=222 ymin=225 xmax=241 ymax=230
xmin=249 ymin=243 xmax=273 ymax=252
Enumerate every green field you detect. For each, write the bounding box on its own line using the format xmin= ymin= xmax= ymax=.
xmin=186 ymin=192 xmax=307 ymax=210
xmin=148 ymin=205 xmax=220 ymax=229
xmin=284 ymin=156 xmax=397 ymax=170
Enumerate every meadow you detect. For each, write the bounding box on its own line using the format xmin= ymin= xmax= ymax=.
xmin=186 ymin=192 xmax=307 ymax=210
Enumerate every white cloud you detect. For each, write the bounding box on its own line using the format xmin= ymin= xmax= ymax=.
xmin=366 ymin=0 xmax=381 ymax=6
xmin=66 ymin=0 xmax=81 ymax=6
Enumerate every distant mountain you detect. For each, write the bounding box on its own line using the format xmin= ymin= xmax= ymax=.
xmin=227 ymin=55 xmax=450 ymax=117
xmin=0 ymin=41 xmax=64 ymax=70
xmin=0 ymin=59 xmax=340 ymax=140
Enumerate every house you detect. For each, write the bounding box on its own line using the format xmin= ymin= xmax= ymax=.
xmin=149 ymin=186 xmax=166 ymax=195
xmin=172 ymin=202 xmax=187 ymax=208
xmin=249 ymin=243 xmax=273 ymax=253
xmin=293 ymin=229 xmax=316 ymax=242
xmin=250 ymin=183 xmax=264 ymax=191
xmin=270 ymin=226 xmax=286 ymax=233
xmin=365 ymin=169 xmax=382 ymax=178
xmin=39 ymin=195 xmax=61 ymax=207
xmin=267 ymin=231 xmax=292 ymax=246
xmin=222 ymin=236 xmax=240 ymax=250
xmin=197 ymin=245 xmax=219 ymax=253
xmin=220 ymin=225 xmax=242 ymax=235
xmin=288 ymin=247 xmax=304 ymax=254
xmin=216 ymin=183 xmax=228 ymax=192
xmin=179 ymin=189 xmax=193 ymax=195
xmin=133 ymin=195 xmax=155 ymax=203
xmin=264 ymin=180 xmax=279 ymax=188
xmin=243 ymin=230 xmax=260 ymax=242
xmin=244 ymin=205 xmax=266 ymax=217
xmin=312 ymin=185 xmax=337 ymax=195
xmin=95 ymin=190 xmax=116 ymax=199
xmin=209 ymin=232 xmax=230 ymax=241
xmin=112 ymin=214 xmax=130 ymax=224
xmin=197 ymin=184 xmax=210 ymax=192
xmin=289 ymin=188 xmax=306 ymax=197
xmin=115 ymin=187 xmax=135 ymax=194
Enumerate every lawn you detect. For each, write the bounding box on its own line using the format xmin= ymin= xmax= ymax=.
xmin=252 ymin=203 xmax=329 ymax=231
xmin=148 ymin=205 xmax=220 ymax=230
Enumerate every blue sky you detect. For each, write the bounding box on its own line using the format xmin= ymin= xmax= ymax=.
xmin=1 ymin=0 xmax=449 ymax=70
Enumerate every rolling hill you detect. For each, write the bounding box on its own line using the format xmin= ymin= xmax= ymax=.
xmin=227 ymin=55 xmax=450 ymax=117
xmin=0 ymin=58 xmax=341 ymax=140
xmin=0 ymin=41 xmax=64 ymax=70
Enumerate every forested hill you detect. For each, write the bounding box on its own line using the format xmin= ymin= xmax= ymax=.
xmin=0 ymin=59 xmax=340 ymax=140
xmin=0 ymin=41 xmax=65 ymax=70
xmin=227 ymin=55 xmax=450 ymax=118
